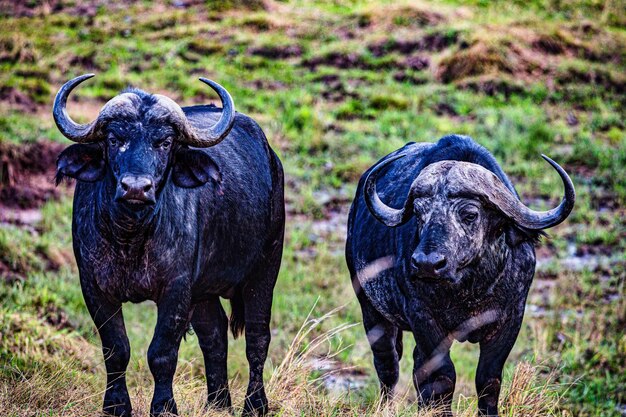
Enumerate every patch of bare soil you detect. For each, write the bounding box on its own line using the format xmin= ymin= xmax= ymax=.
xmin=0 ymin=0 xmax=135 ymax=18
xmin=0 ymin=0 xmax=91 ymax=17
xmin=404 ymin=55 xmax=429 ymax=71
xmin=368 ymin=31 xmax=459 ymax=57
xmin=303 ymin=51 xmax=429 ymax=73
xmin=320 ymin=79 xmax=360 ymax=103
xmin=0 ymin=141 xmax=76 ymax=283
xmin=393 ymin=71 xmax=428 ymax=85
xmin=531 ymin=33 xmax=566 ymax=55
xmin=435 ymin=23 xmax=625 ymax=95
xmin=0 ymin=260 xmax=24 ymax=285
xmin=38 ymin=302 xmax=76 ymax=330
xmin=532 ymin=25 xmax=624 ymax=63
xmin=68 ymin=53 xmax=102 ymax=72
xmin=249 ymin=44 xmax=302 ymax=59
xmin=0 ymin=140 xmax=67 ymax=211
xmin=246 ymin=79 xmax=287 ymax=91
xmin=302 ymin=52 xmax=387 ymax=71
xmin=312 ymin=74 xmax=339 ymax=84
xmin=457 ymin=75 xmax=526 ymax=97
xmin=308 ymin=357 xmax=368 ymax=395
xmin=356 ymin=4 xmax=445 ymax=30
xmin=310 ymin=74 xmax=366 ymax=102
xmin=437 ymin=41 xmax=536 ymax=83
xmin=556 ymin=64 xmax=625 ymax=93
xmin=0 ymin=86 xmax=38 ymax=113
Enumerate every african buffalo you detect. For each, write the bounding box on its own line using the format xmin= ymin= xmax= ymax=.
xmin=53 ymin=74 xmax=284 ymax=416
xmin=346 ymin=135 xmax=574 ymax=416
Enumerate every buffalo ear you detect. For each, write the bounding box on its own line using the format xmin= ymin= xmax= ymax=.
xmin=172 ymin=148 xmax=222 ymax=191
xmin=55 ymin=143 xmax=105 ymax=185
xmin=505 ymin=224 xmax=544 ymax=246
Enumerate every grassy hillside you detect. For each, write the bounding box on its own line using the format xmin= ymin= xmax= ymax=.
xmin=0 ymin=0 xmax=624 ymax=416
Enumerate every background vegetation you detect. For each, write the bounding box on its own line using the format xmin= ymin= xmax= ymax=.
xmin=0 ymin=0 xmax=624 ymax=415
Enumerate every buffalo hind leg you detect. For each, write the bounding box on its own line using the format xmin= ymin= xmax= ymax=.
xmin=191 ymin=297 xmax=232 ymax=410
xmin=148 ymin=278 xmax=192 ymax=416
xmin=242 ymin=247 xmax=282 ymax=415
xmin=241 ymin=276 xmax=277 ymax=416
xmin=80 ymin=277 xmax=131 ymax=416
xmin=356 ymin=288 xmax=401 ymax=400
xmin=396 ymin=330 xmax=404 ymax=363
xmin=242 ymin=163 xmax=284 ymax=416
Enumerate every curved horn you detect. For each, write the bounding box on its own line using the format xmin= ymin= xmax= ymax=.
xmin=53 ymin=73 xmax=98 ymax=143
xmin=177 ymin=78 xmax=235 ymax=148
xmin=447 ymin=155 xmax=575 ymax=230
xmin=364 ymin=154 xmax=414 ymax=227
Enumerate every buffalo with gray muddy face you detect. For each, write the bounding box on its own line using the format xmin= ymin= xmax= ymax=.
xmin=346 ymin=135 xmax=574 ymax=416
xmin=54 ymin=74 xmax=284 ymax=416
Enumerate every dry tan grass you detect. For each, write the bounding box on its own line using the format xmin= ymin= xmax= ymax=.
xmin=0 ymin=312 xmax=103 ymax=416
xmin=356 ymin=0 xmax=448 ymax=31
xmin=500 ymin=362 xmax=564 ymax=417
xmin=0 ymin=306 xmax=565 ymax=417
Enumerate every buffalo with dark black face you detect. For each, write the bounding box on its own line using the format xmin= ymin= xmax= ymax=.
xmin=346 ymin=135 xmax=574 ymax=416
xmin=53 ymin=74 xmax=284 ymax=416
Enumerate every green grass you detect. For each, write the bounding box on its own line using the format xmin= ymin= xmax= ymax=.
xmin=0 ymin=0 xmax=625 ymax=416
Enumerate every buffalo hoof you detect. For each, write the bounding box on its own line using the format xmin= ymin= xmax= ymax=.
xmin=478 ymin=376 xmax=501 ymax=416
xmin=207 ymin=389 xmax=232 ymax=411
xmin=380 ymin=384 xmax=395 ymax=402
xmin=150 ymin=397 xmax=178 ymax=417
xmin=103 ymin=392 xmax=132 ymax=416
xmin=243 ymin=389 xmax=268 ymax=416
xmin=103 ymin=405 xmax=132 ymax=417
xmin=478 ymin=408 xmax=499 ymax=417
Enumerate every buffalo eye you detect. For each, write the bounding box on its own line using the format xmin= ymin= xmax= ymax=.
xmin=155 ymin=137 xmax=173 ymax=149
xmin=461 ymin=210 xmax=478 ymax=225
xmin=108 ymin=134 xmax=121 ymax=148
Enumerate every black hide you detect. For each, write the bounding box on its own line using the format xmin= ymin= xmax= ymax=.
xmin=58 ymin=96 xmax=284 ymax=417
xmin=346 ymin=135 xmax=541 ymax=416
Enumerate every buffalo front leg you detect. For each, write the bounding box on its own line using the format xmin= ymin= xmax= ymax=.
xmin=413 ymin=347 xmax=456 ymax=416
xmin=476 ymin=317 xmax=523 ymax=416
xmin=80 ymin=278 xmax=131 ymax=416
xmin=410 ymin=318 xmax=456 ymax=416
xmin=191 ymin=297 xmax=231 ymax=410
xmin=148 ymin=280 xmax=192 ymax=416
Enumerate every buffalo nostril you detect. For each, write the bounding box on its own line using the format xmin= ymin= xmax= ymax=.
xmin=119 ymin=176 xmax=153 ymax=198
xmin=411 ymin=252 xmax=447 ymax=279
xmin=411 ymin=253 xmax=427 ymax=270
xmin=433 ymin=257 xmax=447 ymax=272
